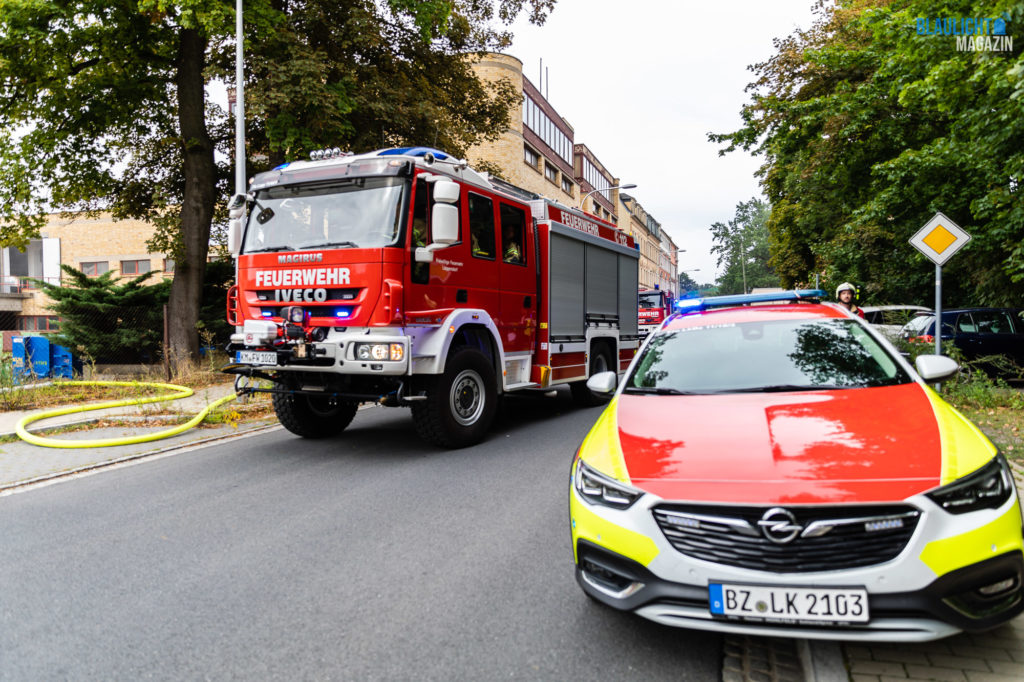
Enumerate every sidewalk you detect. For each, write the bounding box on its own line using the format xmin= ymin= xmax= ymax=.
xmin=840 ymin=460 xmax=1024 ymax=682
xmin=0 ymin=382 xmax=277 ymax=492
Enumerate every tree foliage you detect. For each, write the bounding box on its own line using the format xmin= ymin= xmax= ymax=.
xmin=710 ymin=198 xmax=780 ymax=295
xmin=35 ymin=266 xmax=171 ymax=363
xmin=712 ymin=0 xmax=1024 ymax=306
xmin=0 ymin=0 xmax=554 ymax=357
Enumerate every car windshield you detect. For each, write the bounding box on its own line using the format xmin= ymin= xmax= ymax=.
xmin=625 ymin=317 xmax=912 ymax=394
xmin=242 ymin=177 xmax=405 ymax=253
xmin=639 ymin=292 xmax=665 ymax=308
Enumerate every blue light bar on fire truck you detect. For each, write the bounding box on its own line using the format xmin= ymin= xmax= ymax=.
xmin=674 ymin=289 xmax=828 ymax=313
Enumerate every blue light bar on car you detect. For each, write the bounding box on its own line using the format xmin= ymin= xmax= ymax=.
xmin=674 ymin=289 xmax=828 ymax=313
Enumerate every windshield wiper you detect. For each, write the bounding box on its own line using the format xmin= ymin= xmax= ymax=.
xmin=727 ymin=384 xmax=843 ymax=393
xmin=623 ymin=387 xmax=705 ymax=395
xmin=243 ymin=245 xmax=292 ymax=254
xmin=297 ymin=240 xmax=358 ymax=250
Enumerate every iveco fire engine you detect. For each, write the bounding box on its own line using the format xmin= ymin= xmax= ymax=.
xmin=223 ymin=147 xmax=640 ymax=448
xmin=638 ymin=288 xmax=672 ymax=338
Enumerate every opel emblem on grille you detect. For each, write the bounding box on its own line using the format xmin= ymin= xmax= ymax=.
xmin=758 ymin=507 xmax=802 ymax=544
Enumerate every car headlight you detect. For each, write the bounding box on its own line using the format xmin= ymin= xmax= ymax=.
xmin=926 ymin=455 xmax=1015 ymax=514
xmin=574 ymin=458 xmax=644 ymax=509
xmin=355 ymin=342 xmax=404 ymax=361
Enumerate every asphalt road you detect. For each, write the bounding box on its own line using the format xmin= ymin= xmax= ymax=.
xmin=0 ymin=390 xmax=721 ymax=681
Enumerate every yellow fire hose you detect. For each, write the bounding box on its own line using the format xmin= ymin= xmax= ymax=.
xmin=15 ymin=381 xmax=238 ymax=449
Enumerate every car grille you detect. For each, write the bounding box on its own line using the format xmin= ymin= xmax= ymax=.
xmin=652 ymin=504 xmax=921 ymax=573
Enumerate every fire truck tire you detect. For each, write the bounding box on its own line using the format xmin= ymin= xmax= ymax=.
xmin=571 ymin=346 xmax=613 ymax=407
xmin=272 ymin=393 xmax=358 ymax=438
xmin=411 ymin=347 xmax=497 ymax=448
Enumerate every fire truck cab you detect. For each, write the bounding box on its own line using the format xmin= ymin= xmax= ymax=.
xmin=638 ymin=288 xmax=673 ymax=338
xmin=224 ymin=147 xmax=640 ymax=448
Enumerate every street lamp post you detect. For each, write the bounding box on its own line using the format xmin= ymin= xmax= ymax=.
xmin=234 ymin=0 xmax=245 ymax=196
xmin=581 ymin=183 xmax=636 ymax=211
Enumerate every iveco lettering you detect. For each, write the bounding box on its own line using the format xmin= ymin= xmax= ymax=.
xmin=569 ymin=290 xmax=1023 ymax=641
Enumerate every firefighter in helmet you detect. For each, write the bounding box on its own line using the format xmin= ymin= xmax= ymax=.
xmin=835 ymin=282 xmax=865 ymax=318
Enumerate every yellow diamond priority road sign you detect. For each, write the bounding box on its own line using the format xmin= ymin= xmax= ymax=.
xmin=910 ymin=212 xmax=971 ymax=266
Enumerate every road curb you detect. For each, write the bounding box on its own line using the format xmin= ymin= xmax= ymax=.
xmin=0 ymin=421 xmax=282 ymax=496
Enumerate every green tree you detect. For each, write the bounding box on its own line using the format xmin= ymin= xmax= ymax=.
xmin=35 ymin=266 xmax=172 ymax=363
xmin=1 ymin=0 xmax=555 ymax=359
xmin=711 ymin=0 xmax=1024 ymax=306
xmin=677 ymin=270 xmax=699 ymax=295
xmin=710 ymin=198 xmax=780 ymax=295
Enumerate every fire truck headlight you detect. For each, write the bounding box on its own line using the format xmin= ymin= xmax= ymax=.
xmin=355 ymin=343 xmax=405 ymax=362
xmin=281 ymin=306 xmax=305 ymax=324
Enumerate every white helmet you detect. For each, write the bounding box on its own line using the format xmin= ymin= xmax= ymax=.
xmin=835 ymin=282 xmax=857 ymax=298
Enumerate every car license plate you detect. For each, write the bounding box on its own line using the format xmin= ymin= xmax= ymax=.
xmin=235 ymin=350 xmax=278 ymax=365
xmin=709 ymin=583 xmax=869 ymax=624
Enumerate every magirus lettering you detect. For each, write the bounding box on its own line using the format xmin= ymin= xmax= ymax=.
xmin=278 ymin=253 xmax=323 ymax=264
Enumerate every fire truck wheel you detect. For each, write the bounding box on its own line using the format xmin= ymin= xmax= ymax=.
xmin=571 ymin=346 xmax=613 ymax=407
xmin=272 ymin=393 xmax=358 ymax=439
xmin=411 ymin=347 xmax=497 ymax=448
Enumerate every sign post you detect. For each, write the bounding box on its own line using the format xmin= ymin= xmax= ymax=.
xmin=909 ymin=212 xmax=971 ymax=357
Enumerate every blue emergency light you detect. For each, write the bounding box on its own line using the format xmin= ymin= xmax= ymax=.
xmin=673 ymin=289 xmax=828 ymax=313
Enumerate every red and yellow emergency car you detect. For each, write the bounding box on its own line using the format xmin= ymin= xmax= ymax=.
xmin=570 ymin=290 xmax=1023 ymax=641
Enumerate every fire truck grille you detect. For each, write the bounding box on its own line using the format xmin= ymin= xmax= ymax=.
xmin=652 ymin=504 xmax=920 ymax=573
xmin=255 ymin=288 xmax=359 ymax=302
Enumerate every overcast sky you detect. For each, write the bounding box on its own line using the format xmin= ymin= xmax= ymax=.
xmin=506 ymin=0 xmax=820 ymax=283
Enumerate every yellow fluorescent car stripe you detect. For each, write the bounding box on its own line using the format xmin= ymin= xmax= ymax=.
xmin=919 ymin=500 xmax=1024 ymax=575
xmin=578 ymin=397 xmax=631 ymax=484
xmin=570 ymin=493 xmax=659 ymax=566
xmin=922 ymin=386 xmax=997 ymax=484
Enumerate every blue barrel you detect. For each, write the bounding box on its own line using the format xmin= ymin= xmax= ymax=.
xmin=11 ymin=336 xmax=26 ymax=379
xmin=50 ymin=344 xmax=75 ymax=379
xmin=24 ymin=336 xmax=51 ymax=379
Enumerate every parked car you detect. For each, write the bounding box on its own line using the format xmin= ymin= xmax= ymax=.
xmin=571 ymin=290 xmax=1023 ymax=642
xmin=901 ymin=308 xmax=1024 ymax=375
xmin=861 ymin=305 xmax=931 ymax=340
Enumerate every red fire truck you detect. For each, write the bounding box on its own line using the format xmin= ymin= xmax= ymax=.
xmin=638 ymin=288 xmax=673 ymax=338
xmin=224 ymin=147 xmax=640 ymax=448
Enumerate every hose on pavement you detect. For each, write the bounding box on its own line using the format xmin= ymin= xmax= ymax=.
xmin=15 ymin=381 xmax=237 ymax=449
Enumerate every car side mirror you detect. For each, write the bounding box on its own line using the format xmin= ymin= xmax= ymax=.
xmin=915 ymin=354 xmax=959 ymax=383
xmin=586 ymin=371 xmax=617 ymax=394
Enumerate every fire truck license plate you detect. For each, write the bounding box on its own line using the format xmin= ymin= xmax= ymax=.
xmin=709 ymin=583 xmax=869 ymax=623
xmin=235 ymin=350 xmax=278 ymax=365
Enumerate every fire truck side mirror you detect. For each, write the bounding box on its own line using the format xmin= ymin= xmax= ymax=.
xmin=432 ymin=180 xmax=460 ymax=204
xmin=228 ymin=218 xmax=243 ymax=255
xmin=431 ymin=203 xmax=459 ymax=244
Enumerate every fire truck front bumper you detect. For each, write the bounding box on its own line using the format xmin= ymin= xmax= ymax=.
xmin=227 ymin=327 xmax=411 ymax=376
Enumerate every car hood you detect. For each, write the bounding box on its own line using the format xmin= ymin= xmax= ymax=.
xmin=586 ymin=383 xmax=992 ymax=505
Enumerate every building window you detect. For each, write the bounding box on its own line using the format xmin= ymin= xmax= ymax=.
xmin=522 ymin=95 xmax=572 ymax=164
xmin=524 ymin=145 xmax=539 ymax=170
xmin=120 ymin=259 xmax=152 ymax=276
xmin=80 ymin=261 xmax=109 ymax=276
xmin=561 ymin=177 xmax=574 ymax=196
xmin=544 ymin=163 xmax=558 ymax=184
xmin=163 ymin=258 xmax=175 ymax=274
xmin=582 ymin=157 xmax=613 ymax=203
xmin=17 ymin=316 xmax=60 ymax=332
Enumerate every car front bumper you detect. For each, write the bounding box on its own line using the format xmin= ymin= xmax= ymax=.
xmin=570 ymin=485 xmax=1024 ymax=642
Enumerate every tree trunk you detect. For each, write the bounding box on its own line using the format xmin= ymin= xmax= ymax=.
xmin=168 ymin=27 xmax=216 ymax=361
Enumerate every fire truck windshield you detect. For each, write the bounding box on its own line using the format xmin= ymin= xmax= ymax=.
xmin=638 ymin=291 xmax=665 ymax=308
xmin=242 ymin=177 xmax=405 ymax=253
